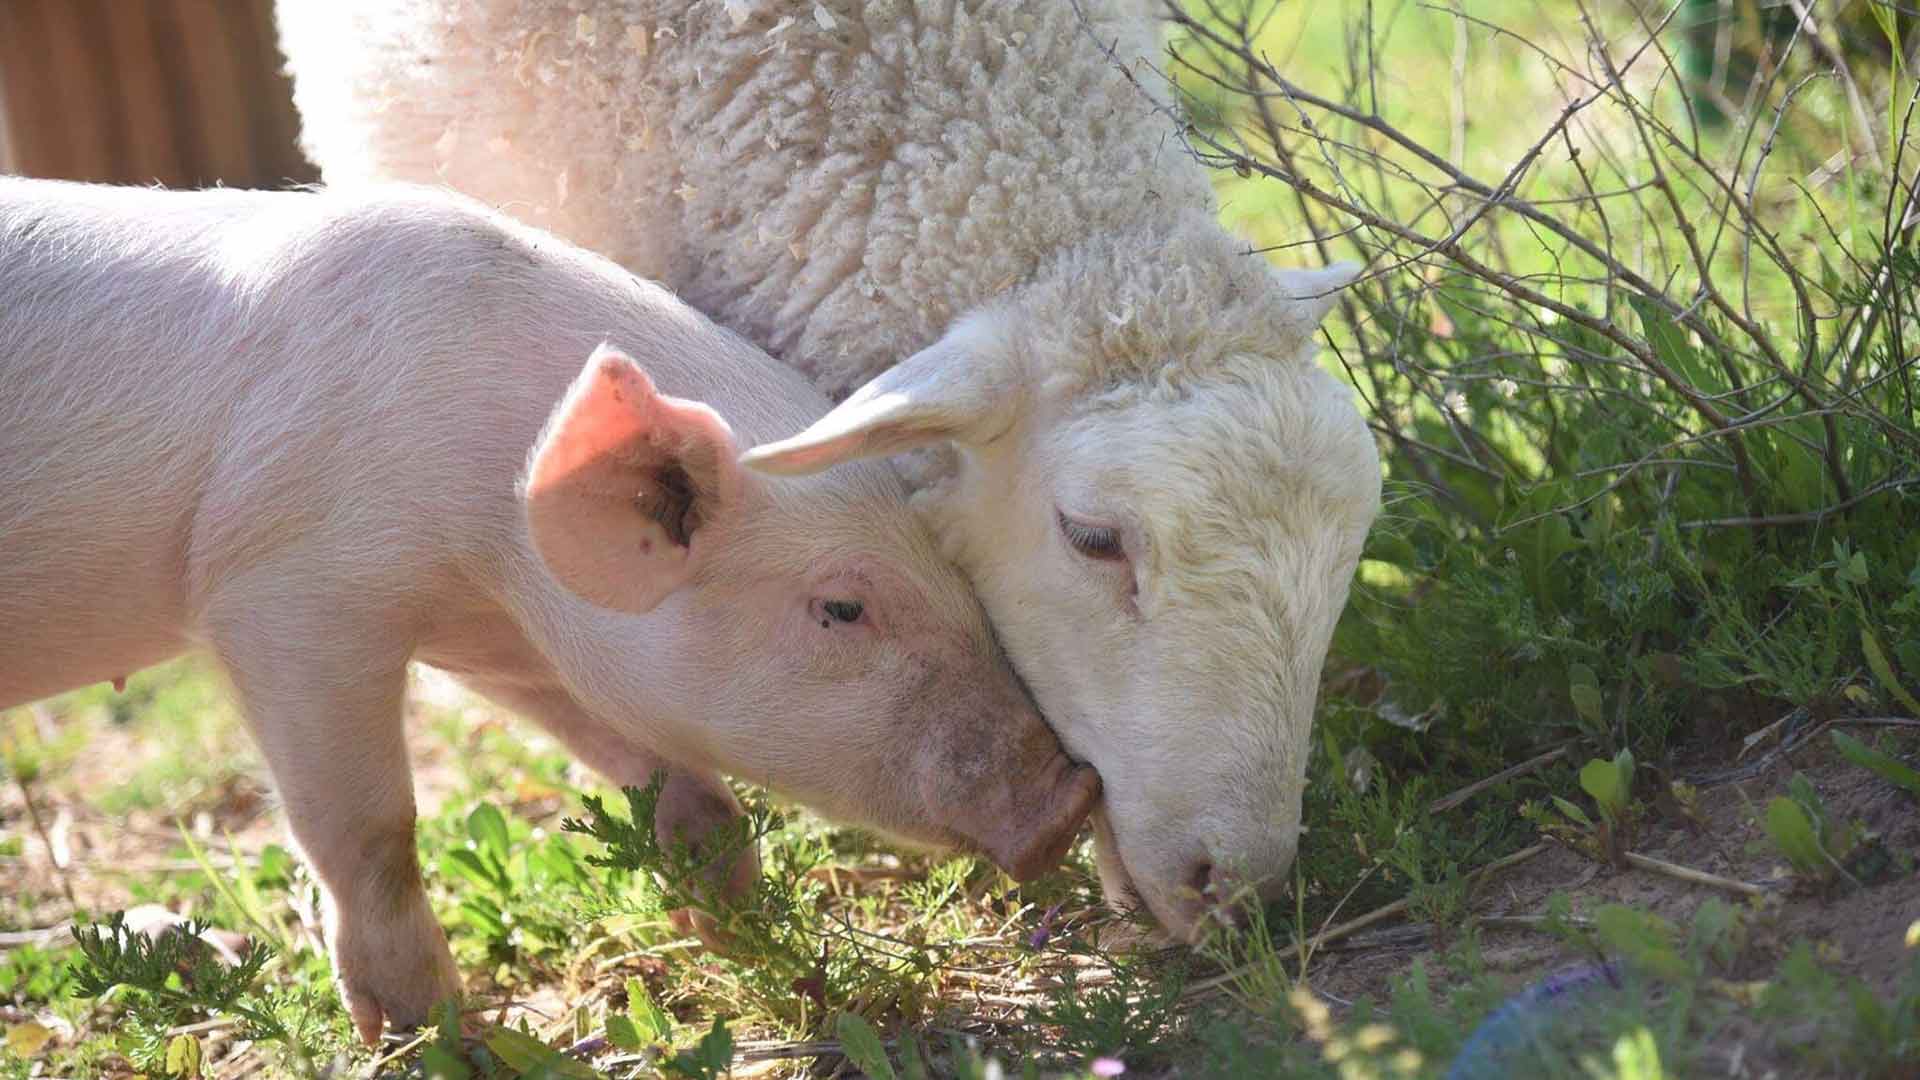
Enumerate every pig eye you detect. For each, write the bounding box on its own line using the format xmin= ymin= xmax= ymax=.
xmin=822 ymin=600 xmax=864 ymax=624
xmin=1058 ymin=511 xmax=1124 ymax=561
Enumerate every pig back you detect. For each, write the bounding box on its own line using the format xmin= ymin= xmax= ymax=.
xmin=0 ymin=180 xmax=544 ymax=692
xmin=0 ymin=178 xmax=858 ymax=706
xmin=0 ymin=180 xmax=288 ymax=699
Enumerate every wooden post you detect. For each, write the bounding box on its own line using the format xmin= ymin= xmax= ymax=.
xmin=0 ymin=0 xmax=316 ymax=189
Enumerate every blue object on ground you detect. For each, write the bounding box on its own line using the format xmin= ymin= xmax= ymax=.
xmin=1445 ymin=962 xmax=1622 ymax=1080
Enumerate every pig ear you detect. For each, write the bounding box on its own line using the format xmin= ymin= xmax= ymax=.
xmin=1270 ymin=260 xmax=1363 ymax=329
xmin=737 ymin=327 xmax=1015 ymax=476
xmin=523 ymin=346 xmax=743 ymax=614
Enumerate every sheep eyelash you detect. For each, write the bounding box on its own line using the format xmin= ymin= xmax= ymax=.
xmin=1058 ymin=510 xmax=1125 ymax=561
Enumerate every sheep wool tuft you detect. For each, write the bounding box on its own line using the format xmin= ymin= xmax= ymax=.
xmin=278 ymin=0 xmax=1268 ymax=400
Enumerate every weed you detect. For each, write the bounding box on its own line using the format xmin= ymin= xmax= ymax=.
xmin=1832 ymin=729 xmax=1920 ymax=798
xmin=1761 ymin=946 xmax=1920 ymax=1077
xmin=659 ymin=1017 xmax=735 ymax=1080
xmin=563 ymin=774 xmax=946 ymax=1031
xmin=605 ymin=976 xmax=673 ymax=1057
xmin=1759 ymin=773 xmax=1867 ymax=889
xmin=435 ymin=801 xmax=593 ymax=968
xmin=65 ymin=911 xmax=329 ymax=1078
xmin=1524 ymin=749 xmax=1641 ymax=867
xmin=1026 ymin=942 xmax=1189 ymax=1068
xmin=835 ymin=1012 xmax=896 ymax=1080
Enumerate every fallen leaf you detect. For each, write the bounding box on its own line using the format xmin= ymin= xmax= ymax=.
xmin=4 ymin=1021 xmax=54 ymax=1058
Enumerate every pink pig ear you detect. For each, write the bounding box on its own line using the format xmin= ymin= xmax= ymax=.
xmin=523 ymin=346 xmax=744 ymax=615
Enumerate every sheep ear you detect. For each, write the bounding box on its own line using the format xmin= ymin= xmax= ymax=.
xmin=1270 ymin=260 xmax=1362 ymax=327
xmin=739 ymin=327 xmax=1015 ymax=475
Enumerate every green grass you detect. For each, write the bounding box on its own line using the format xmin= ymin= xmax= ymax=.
xmin=6 ymin=2 xmax=1920 ymax=1076
xmin=6 ymin=663 xmax=1920 ymax=1076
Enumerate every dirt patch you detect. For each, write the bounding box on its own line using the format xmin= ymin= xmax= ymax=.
xmin=1296 ymin=731 xmax=1920 ymax=1076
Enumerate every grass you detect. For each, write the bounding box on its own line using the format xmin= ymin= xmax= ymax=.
xmin=6 ymin=660 xmax=1920 ymax=1077
xmin=6 ymin=1 xmax=1920 ymax=1076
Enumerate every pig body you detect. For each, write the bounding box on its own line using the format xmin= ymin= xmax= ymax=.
xmin=0 ymin=177 xmax=1097 ymax=1041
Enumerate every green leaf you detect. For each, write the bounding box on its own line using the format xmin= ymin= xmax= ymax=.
xmin=1551 ymin=795 xmax=1593 ymax=828
xmin=166 ymin=1033 xmax=203 ymax=1079
xmin=467 ymin=803 xmax=512 ymax=861
xmin=606 ymin=1015 xmax=643 ymax=1053
xmin=1580 ymin=756 xmax=1629 ymax=820
xmin=1840 ymin=550 xmax=1871 ymax=586
xmin=441 ymin=848 xmax=501 ymax=892
xmin=422 ymin=1044 xmax=474 ymax=1080
xmin=1630 ymin=294 xmax=1724 ymax=396
xmin=1787 ymin=772 xmax=1821 ymax=812
xmin=1832 ymin=730 xmax=1920 ymax=797
xmin=1862 ymin=627 xmax=1920 ymax=717
xmin=626 ymin=977 xmax=672 ymax=1043
xmin=1764 ymin=796 xmax=1826 ymax=876
xmin=1688 ymin=898 xmax=1741 ymax=968
xmin=696 ymin=1016 xmax=734 ymax=1072
xmin=1593 ymin=904 xmax=1687 ymax=980
xmin=666 ymin=1017 xmax=735 ymax=1079
xmin=459 ymin=896 xmax=508 ymax=938
xmin=528 ymin=838 xmax=587 ymax=887
xmin=899 ymin=1033 xmax=930 ymax=1080
xmin=836 ymin=1013 xmax=896 ymax=1080
xmin=1570 ymin=684 xmax=1605 ymax=727
xmin=481 ymin=1026 xmax=602 ymax=1080
xmin=1605 ymin=1026 xmax=1665 ymax=1080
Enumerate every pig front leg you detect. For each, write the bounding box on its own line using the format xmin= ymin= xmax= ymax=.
xmin=454 ymin=679 xmax=759 ymax=933
xmin=205 ymin=604 xmax=458 ymax=1046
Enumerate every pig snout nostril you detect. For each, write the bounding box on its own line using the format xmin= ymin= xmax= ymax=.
xmin=1195 ymin=862 xmax=1256 ymax=931
xmin=1188 ymin=860 xmax=1215 ymax=900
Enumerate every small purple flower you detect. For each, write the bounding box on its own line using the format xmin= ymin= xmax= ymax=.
xmin=1028 ymin=902 xmax=1066 ymax=950
xmin=1090 ymin=1057 xmax=1125 ymax=1077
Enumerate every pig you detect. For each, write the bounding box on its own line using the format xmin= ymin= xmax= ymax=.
xmin=0 ymin=177 xmax=1100 ymax=1043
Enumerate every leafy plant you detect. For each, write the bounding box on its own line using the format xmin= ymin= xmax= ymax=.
xmin=436 ymin=801 xmax=592 ymax=966
xmin=1527 ymin=749 xmax=1640 ymax=866
xmin=1832 ymin=730 xmax=1920 ymax=798
xmin=1762 ymin=944 xmax=1920 ymax=1077
xmin=481 ymin=1022 xmax=602 ymax=1079
xmin=1760 ymin=774 xmax=1865 ymax=889
xmin=1026 ymin=942 xmax=1190 ymax=1067
xmin=835 ymin=1012 xmax=896 ymax=1080
xmin=661 ymin=1017 xmax=734 ymax=1080
xmin=606 ymin=976 xmax=673 ymax=1056
xmin=563 ymin=773 xmax=947 ymax=1030
xmin=66 ymin=911 xmax=323 ymax=1078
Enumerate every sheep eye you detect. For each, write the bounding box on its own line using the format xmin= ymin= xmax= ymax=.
xmin=1058 ymin=511 xmax=1124 ymax=561
xmin=822 ymin=600 xmax=864 ymax=624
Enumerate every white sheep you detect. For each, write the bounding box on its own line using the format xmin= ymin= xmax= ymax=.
xmin=278 ymin=0 xmax=1382 ymax=940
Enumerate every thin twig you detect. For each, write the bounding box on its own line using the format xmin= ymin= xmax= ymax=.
xmin=0 ymin=925 xmax=75 ymax=950
xmin=1621 ymin=851 xmax=1767 ymax=897
xmin=1427 ymin=743 xmax=1574 ymax=814
xmin=15 ymin=777 xmax=77 ymax=907
xmin=1181 ymin=842 xmax=1550 ymax=1000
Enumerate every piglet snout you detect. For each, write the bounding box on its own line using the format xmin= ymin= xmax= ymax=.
xmin=982 ymin=756 xmax=1102 ymax=882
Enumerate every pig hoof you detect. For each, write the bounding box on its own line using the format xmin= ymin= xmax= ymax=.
xmin=667 ymin=906 xmax=738 ymax=952
xmin=345 ymin=989 xmax=387 ymax=1048
xmin=332 ymin=922 xmax=462 ymax=1046
xmin=338 ymin=960 xmax=461 ymax=1047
